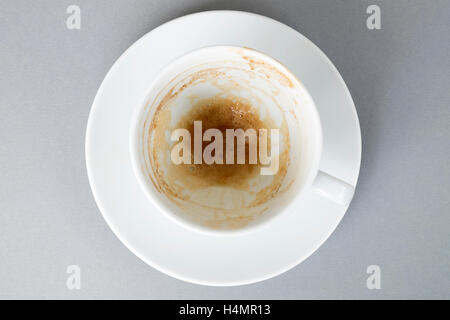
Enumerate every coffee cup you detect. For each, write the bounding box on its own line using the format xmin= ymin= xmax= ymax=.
xmin=130 ymin=46 xmax=354 ymax=235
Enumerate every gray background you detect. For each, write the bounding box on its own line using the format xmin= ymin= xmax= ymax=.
xmin=0 ymin=0 xmax=449 ymax=299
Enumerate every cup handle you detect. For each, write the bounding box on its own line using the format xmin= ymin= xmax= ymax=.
xmin=312 ymin=171 xmax=355 ymax=206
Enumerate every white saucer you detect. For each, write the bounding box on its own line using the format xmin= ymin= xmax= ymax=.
xmin=86 ymin=11 xmax=361 ymax=286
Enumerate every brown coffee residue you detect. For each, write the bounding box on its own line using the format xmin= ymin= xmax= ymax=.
xmin=144 ymin=63 xmax=294 ymax=229
xmin=150 ymin=94 xmax=290 ymax=204
xmin=174 ymin=97 xmax=267 ymax=188
xmin=242 ymin=55 xmax=294 ymax=88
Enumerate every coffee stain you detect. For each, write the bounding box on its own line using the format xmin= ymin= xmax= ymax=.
xmin=140 ymin=54 xmax=299 ymax=230
xmin=242 ymin=55 xmax=294 ymax=88
xmin=143 ymin=69 xmax=225 ymax=196
xmin=174 ymin=97 xmax=264 ymax=188
xmin=150 ymin=93 xmax=290 ymax=208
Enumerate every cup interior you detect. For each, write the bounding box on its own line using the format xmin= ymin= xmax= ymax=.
xmin=130 ymin=46 xmax=322 ymax=235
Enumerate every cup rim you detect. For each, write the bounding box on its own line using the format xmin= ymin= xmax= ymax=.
xmin=129 ymin=45 xmax=323 ymax=237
